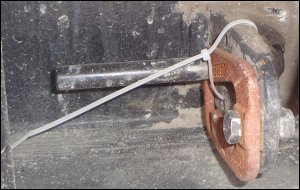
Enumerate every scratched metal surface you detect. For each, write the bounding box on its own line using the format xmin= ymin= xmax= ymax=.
xmin=1 ymin=1 xmax=207 ymax=133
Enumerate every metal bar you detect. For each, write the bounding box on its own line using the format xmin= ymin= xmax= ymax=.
xmin=55 ymin=58 xmax=208 ymax=91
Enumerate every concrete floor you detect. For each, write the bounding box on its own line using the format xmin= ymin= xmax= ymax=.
xmin=11 ymin=124 xmax=299 ymax=189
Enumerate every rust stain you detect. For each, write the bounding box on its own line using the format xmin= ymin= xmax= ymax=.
xmin=259 ymin=59 xmax=266 ymax=66
xmin=202 ymin=48 xmax=261 ymax=181
xmin=213 ymin=63 xmax=226 ymax=78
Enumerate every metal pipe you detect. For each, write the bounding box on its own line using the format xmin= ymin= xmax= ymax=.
xmin=55 ymin=58 xmax=209 ymax=91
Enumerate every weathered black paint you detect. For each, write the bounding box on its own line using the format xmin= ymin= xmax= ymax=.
xmin=55 ymin=58 xmax=209 ymax=91
xmin=1 ymin=1 xmax=206 ymax=132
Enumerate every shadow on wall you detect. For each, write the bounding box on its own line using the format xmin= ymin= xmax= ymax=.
xmin=287 ymin=60 xmax=299 ymax=116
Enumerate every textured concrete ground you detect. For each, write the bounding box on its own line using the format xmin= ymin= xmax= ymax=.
xmin=11 ymin=124 xmax=299 ymax=189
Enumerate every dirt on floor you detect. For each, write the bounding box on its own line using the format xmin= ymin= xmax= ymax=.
xmin=10 ymin=123 xmax=299 ymax=189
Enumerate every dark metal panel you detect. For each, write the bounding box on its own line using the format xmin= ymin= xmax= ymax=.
xmin=1 ymin=1 xmax=206 ymax=132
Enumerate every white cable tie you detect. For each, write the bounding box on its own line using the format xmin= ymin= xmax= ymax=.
xmin=201 ymin=48 xmax=224 ymax=100
xmin=201 ymin=48 xmax=210 ymax=61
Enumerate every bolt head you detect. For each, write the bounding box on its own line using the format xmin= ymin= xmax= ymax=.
xmin=223 ymin=110 xmax=242 ymax=144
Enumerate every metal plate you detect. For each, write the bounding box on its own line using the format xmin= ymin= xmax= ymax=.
xmin=203 ymin=48 xmax=261 ymax=181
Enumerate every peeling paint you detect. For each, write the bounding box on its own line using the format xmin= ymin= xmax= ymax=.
xmin=144 ymin=113 xmax=151 ymax=119
xmin=24 ymin=5 xmax=31 ymax=13
xmin=265 ymin=7 xmax=288 ymax=23
xmin=132 ymin=30 xmax=141 ymax=38
xmin=57 ymin=15 xmax=70 ymax=30
xmin=150 ymin=62 xmax=156 ymax=66
xmin=39 ymin=3 xmax=47 ymax=14
xmin=147 ymin=6 xmax=155 ymax=25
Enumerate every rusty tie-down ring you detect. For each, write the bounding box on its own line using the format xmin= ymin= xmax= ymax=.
xmin=203 ymin=48 xmax=261 ymax=181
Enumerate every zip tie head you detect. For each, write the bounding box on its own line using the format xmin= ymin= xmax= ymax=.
xmin=201 ymin=48 xmax=211 ymax=61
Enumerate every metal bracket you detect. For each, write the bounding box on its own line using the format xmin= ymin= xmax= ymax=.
xmin=203 ymin=48 xmax=261 ymax=181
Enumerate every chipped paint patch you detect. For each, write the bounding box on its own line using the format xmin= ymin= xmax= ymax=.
xmin=144 ymin=113 xmax=152 ymax=119
xmin=39 ymin=3 xmax=47 ymax=14
xmin=265 ymin=7 xmax=288 ymax=23
xmin=150 ymin=62 xmax=156 ymax=66
xmin=57 ymin=15 xmax=70 ymax=30
xmin=132 ymin=30 xmax=141 ymax=38
xmin=24 ymin=5 xmax=31 ymax=13
xmin=147 ymin=6 xmax=155 ymax=25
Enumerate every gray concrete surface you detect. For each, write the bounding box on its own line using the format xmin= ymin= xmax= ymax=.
xmin=11 ymin=124 xmax=299 ymax=189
